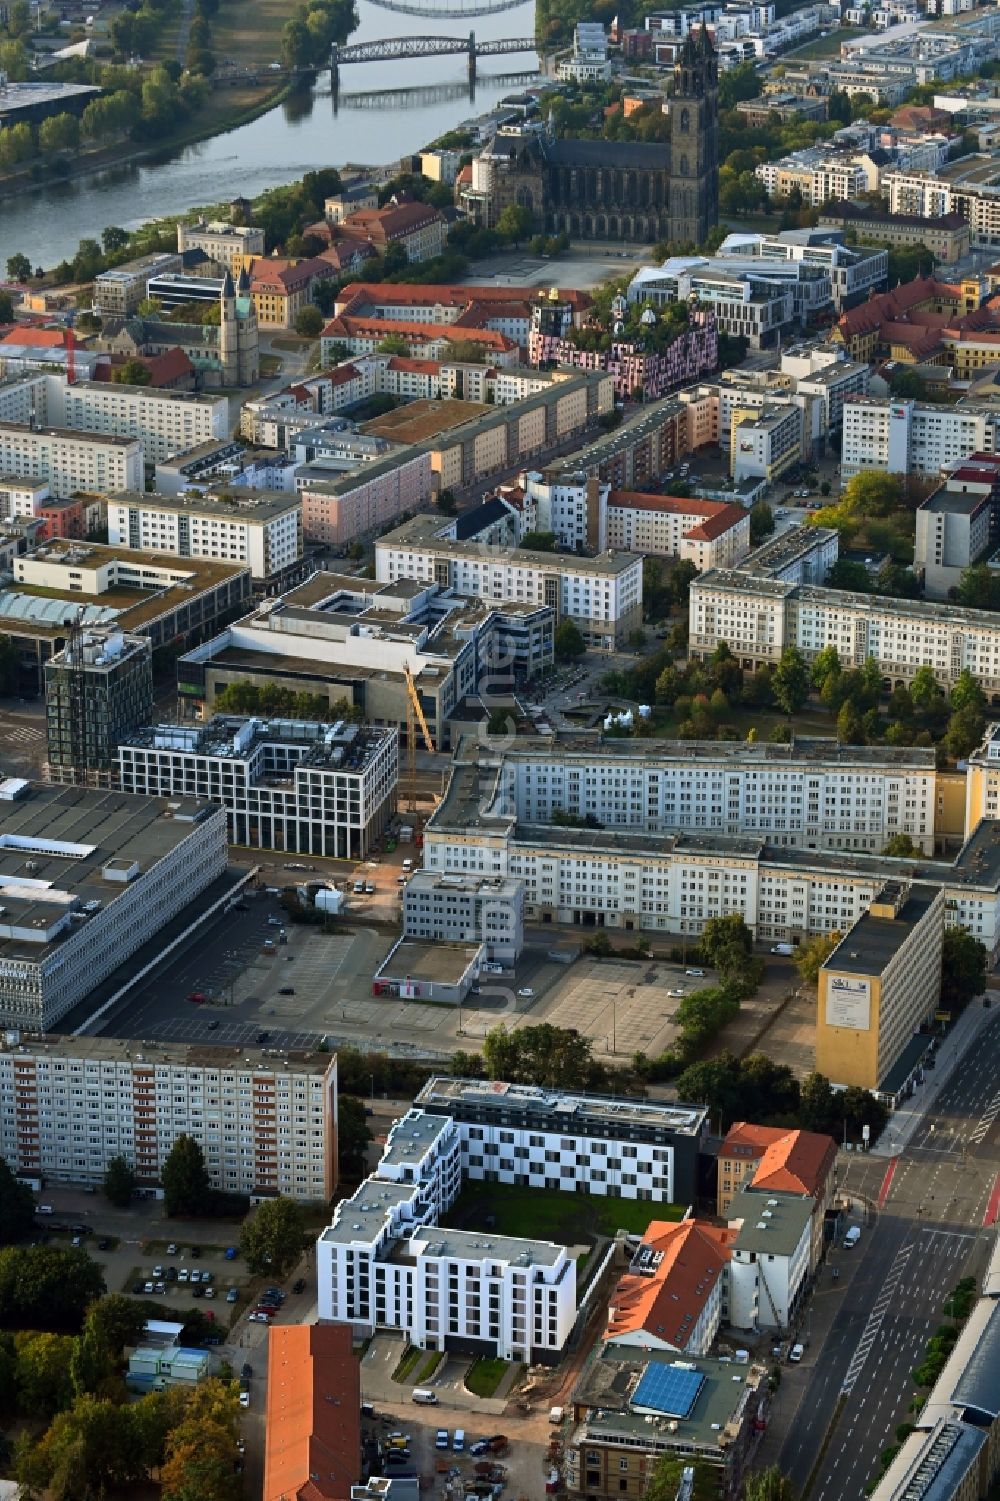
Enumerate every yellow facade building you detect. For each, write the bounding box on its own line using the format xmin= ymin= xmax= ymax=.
xmin=816 ymin=881 xmax=944 ymax=1094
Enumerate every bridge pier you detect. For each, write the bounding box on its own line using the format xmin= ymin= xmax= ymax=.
xmin=468 ymin=28 xmax=476 ymax=79
xmin=330 ymin=43 xmax=339 ymax=95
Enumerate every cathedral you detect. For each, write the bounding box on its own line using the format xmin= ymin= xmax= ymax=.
xmin=462 ymin=24 xmax=719 ymax=246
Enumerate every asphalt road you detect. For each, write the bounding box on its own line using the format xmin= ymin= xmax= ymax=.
xmin=780 ymin=1012 xmax=1000 ymax=1498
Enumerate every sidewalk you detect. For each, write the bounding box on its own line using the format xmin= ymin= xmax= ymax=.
xmin=870 ymin=996 xmax=997 ymax=1157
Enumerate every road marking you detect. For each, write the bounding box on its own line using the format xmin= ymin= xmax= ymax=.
xmin=877 ymin=1157 xmax=899 ymax=1208
xmin=984 ymin=1173 xmax=1000 ymax=1228
xmin=969 ymin=1089 xmax=1000 ymax=1145
xmin=842 ymin=1241 xmax=914 ymax=1395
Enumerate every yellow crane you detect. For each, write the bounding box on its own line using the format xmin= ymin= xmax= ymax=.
xmin=403 ymin=664 xmax=435 ymax=813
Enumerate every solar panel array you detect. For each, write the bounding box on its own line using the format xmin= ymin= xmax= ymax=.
xmin=632 ymin=1362 xmax=706 ymax=1418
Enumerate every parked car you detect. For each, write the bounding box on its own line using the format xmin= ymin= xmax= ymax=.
xmin=517 ymin=988 xmax=535 ymax=998
xmin=227 ymin=1288 xmax=239 ymax=1303
xmin=178 ymin=1269 xmax=189 ymax=1283
xmin=166 ymin=1243 xmax=178 ymax=1255
xmin=292 ymin=1278 xmax=306 ymax=1295
xmin=789 ymin=1343 xmax=804 ymax=1363
xmin=239 ymin=1390 xmax=250 ymax=1408
xmin=435 ymin=1431 xmax=450 ymax=1450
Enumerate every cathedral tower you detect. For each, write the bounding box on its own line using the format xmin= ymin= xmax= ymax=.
xmin=667 ymin=21 xmax=719 ymax=248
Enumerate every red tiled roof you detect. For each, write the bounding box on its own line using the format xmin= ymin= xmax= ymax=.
xmin=327 ymin=363 xmax=363 ymax=386
xmin=605 ymin=1219 xmax=735 ymax=1348
xmin=264 ymin=1324 xmax=360 ymax=1501
xmin=609 ymin=491 xmax=747 ymax=540
xmin=135 ymin=347 xmax=194 ymax=386
xmin=337 ymin=282 xmax=591 ymax=312
xmin=0 ymin=326 xmax=66 ymax=349
xmin=721 ymin=1122 xmax=836 ymax=1201
xmin=387 ymin=355 xmax=443 ymax=374
xmin=320 ymin=313 xmax=516 ymax=353
xmin=251 ymin=256 xmax=334 ymax=294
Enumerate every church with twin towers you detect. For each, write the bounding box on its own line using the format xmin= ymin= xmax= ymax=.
xmin=463 ymin=23 xmax=720 ymax=246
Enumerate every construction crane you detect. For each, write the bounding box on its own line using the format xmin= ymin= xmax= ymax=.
xmin=403 ymin=664 xmax=434 ymax=814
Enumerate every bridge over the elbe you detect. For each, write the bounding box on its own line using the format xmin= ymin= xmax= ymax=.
xmin=331 ymin=31 xmax=537 ymax=87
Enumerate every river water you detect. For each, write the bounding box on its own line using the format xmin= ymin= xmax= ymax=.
xmin=0 ymin=0 xmax=538 ymax=268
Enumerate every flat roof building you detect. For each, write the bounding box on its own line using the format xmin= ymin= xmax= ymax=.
xmin=44 ymin=627 xmax=153 ymax=788
xmin=402 ymin=870 xmax=524 ymax=965
xmin=0 ymin=781 xmax=227 ymax=1031
xmin=817 ymin=880 xmax=945 ymax=1092
xmin=106 ymin=490 xmax=302 ymax=585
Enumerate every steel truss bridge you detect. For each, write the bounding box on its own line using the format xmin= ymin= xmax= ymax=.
xmin=331 ymin=32 xmax=537 ymax=80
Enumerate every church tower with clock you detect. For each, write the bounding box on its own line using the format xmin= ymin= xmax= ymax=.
xmin=667 ymin=21 xmax=720 ymax=248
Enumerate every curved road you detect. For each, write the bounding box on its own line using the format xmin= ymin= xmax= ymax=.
xmin=779 ymin=1012 xmax=1000 ymax=1498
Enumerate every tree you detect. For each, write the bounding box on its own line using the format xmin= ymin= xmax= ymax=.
xmin=700 ymin=913 xmax=754 ymax=977
xmin=670 ymin=559 xmax=699 ymax=607
xmin=103 ymin=1154 xmax=136 ymax=1209
xmin=795 ymin=932 xmax=842 ymax=986
xmin=161 ymin=1134 xmax=211 ymax=1218
xmin=0 ymin=291 xmax=12 ymax=325
xmin=0 ymin=1157 xmax=35 ymax=1245
xmin=84 ymin=1293 xmax=144 ymax=1360
xmin=744 ymin=1466 xmax=798 ymax=1501
xmin=14 ymin=1332 xmax=75 ymax=1416
xmin=338 ymin=1094 xmax=372 ymax=1177
xmin=950 ymin=668 xmax=985 ymax=716
xmin=294 ymin=304 xmax=324 ymax=337
xmin=6 ymin=254 xmax=30 ymax=282
xmin=798 ymin=1072 xmax=837 ymax=1135
xmin=240 ymin=1197 xmax=306 ymax=1278
xmin=496 ymin=203 xmax=532 ymax=245
xmin=483 ymin=1023 xmax=598 ymax=1091
xmin=0 ymin=1245 xmax=105 ymax=1331
xmin=554 ymin=619 xmax=585 ymax=660
xmin=810 ymin=644 xmax=841 ymax=691
xmin=882 ymin=833 xmax=919 ymax=857
xmin=911 ymin=665 xmax=942 ymax=712
xmin=101 ymin=225 xmax=130 ymax=254
xmin=837 ymin=700 xmax=865 ymax=745
xmin=520 ymin=531 xmax=557 ymax=551
xmin=945 ymin=704 xmax=985 ymax=761
xmin=376 ymin=334 xmax=409 ymax=355
xmin=772 ymin=645 xmax=809 ymax=715
xmin=38 ymin=112 xmax=79 ymax=155
xmin=749 ymin=500 xmax=775 ymax=544
xmin=112 ymin=359 xmax=152 ymax=386
xmin=939 ymin=927 xmax=986 ymax=1014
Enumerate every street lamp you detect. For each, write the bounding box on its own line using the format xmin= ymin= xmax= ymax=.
xmin=370 ymin=1074 xmax=375 ymax=1110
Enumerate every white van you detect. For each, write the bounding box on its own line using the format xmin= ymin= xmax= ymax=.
xmin=412 ymin=1389 xmax=438 ymax=1405
xmin=453 ymin=1430 xmax=465 ymax=1453
xmin=844 ymin=1226 xmax=861 ymax=1247
xmin=36 ymin=1204 xmax=53 ymax=1215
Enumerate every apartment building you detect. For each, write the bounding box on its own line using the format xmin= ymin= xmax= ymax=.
xmin=93 ymin=252 xmax=185 ymax=316
xmin=264 ymin=1325 xmax=360 ymax=1501
xmin=424 ymin=736 xmax=1000 ymax=954
xmin=628 ymin=258 xmax=807 ymax=348
xmin=731 ymin=402 xmax=803 ymax=483
xmin=53 ymin=381 xmax=229 ymax=466
xmin=883 ymin=156 xmax=1000 ymax=245
xmin=605 ymin=1218 xmax=734 ymax=1357
xmin=962 ymin=722 xmax=1000 ymax=839
xmin=402 ymin=871 xmax=524 ymax=965
xmin=466 ymin=730 xmax=938 ymax=854
xmin=0 ymin=1034 xmax=338 ymax=1200
xmin=117 ymin=716 xmax=397 ymax=861
xmin=250 ymin=256 xmax=337 ymax=331
xmin=299 ymin=451 xmax=433 ymax=549
xmin=340 ymin=201 xmax=448 ymax=264
xmin=817 ymin=202 xmax=970 ymax=263
xmin=375 ymin=514 xmax=643 ymax=652
xmin=107 ymin=491 xmax=302 ymax=584
xmin=727 ymin=1187 xmax=813 ymax=1331
xmin=914 ymin=487 xmax=992 ymax=599
xmin=816 ymin=880 xmax=945 ymax=1091
xmin=842 ymin=396 xmax=1000 ymax=477
xmin=566 ymin=1346 xmax=769 ymax=1501
xmin=717 ymin=1121 xmax=837 ymax=1270
xmin=44 ymin=628 xmax=153 ymax=786
xmin=0 ymin=780 xmax=227 ymax=1031
xmin=317 ymin=1107 xmax=577 ymax=1361
xmin=0 ymin=423 xmax=143 ymax=498
xmin=756 ymin=149 xmax=868 ymax=206
xmin=414 ymin=1075 xmax=708 ymax=1206
xmin=740 ymin=524 xmax=840 ymax=585
xmin=177 ymin=218 xmax=265 ymax=270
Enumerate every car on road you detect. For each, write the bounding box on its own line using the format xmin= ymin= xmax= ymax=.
xmin=192 ymin=1285 xmax=204 ymax=1298
xmin=789 ymin=1343 xmax=804 ymax=1363
xmin=517 ymin=987 xmax=535 ymax=998
xmin=202 ymin=1271 xmax=213 ymax=1284
xmin=167 ymin=1243 xmax=178 ymax=1254
xmin=435 ymin=1431 xmax=450 ymax=1450
xmin=204 ymin=1287 xmax=215 ymax=1298
xmin=844 ymin=1226 xmax=861 ymax=1247
xmin=72 ymin=1235 xmax=82 ymax=1246
xmin=207 ymin=1019 xmax=219 ymax=1030
xmin=190 ymin=1270 xmax=201 ymax=1283
xmin=239 ymin=1390 xmax=250 ymax=1408
xmin=165 ymin=1267 xmax=177 ymax=1281
xmin=241 ymin=1364 xmax=252 ymax=1380
xmin=365 ymin=881 xmax=375 ymax=895
xmin=292 ymin=1278 xmax=306 ymax=1295
xmin=227 ymin=1287 xmax=239 ymax=1303
xmin=256 ymin=1030 xmax=269 ymax=1044
xmin=187 ymin=991 xmax=207 ymax=1004
xmin=685 ymin=968 xmax=705 ymax=977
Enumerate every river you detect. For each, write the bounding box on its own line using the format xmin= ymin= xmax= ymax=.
xmin=0 ymin=0 xmax=538 ymax=268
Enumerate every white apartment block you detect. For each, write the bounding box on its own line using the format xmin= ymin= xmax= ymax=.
xmin=446 ymin=731 xmax=938 ymax=854
xmin=727 ymin=1188 xmax=812 ymax=1331
xmin=883 ymin=164 xmax=1000 ymax=245
xmin=739 ymin=524 xmax=840 ymax=585
xmin=0 ymin=780 xmax=227 ymax=1031
xmin=731 ymin=402 xmax=804 ymax=483
xmin=0 ymin=478 xmax=49 ymax=520
xmin=53 ymin=382 xmax=229 ymax=466
xmin=0 ymin=1035 xmax=338 ymax=1201
xmin=424 ymin=737 xmax=1000 ymax=951
xmin=176 ymin=218 xmax=265 ymax=269
xmin=317 ymin=1107 xmax=577 ymax=1362
xmin=518 ymin=472 xmax=750 ymax=569
xmin=107 ymin=491 xmax=302 ymax=582
xmin=755 ymin=151 xmax=869 ymax=207
xmin=689 ymin=567 xmax=1000 ymax=695
xmin=376 ymin=515 xmax=643 ymax=652
xmin=0 ymin=423 xmax=143 ymax=499
xmin=402 ymin=871 xmax=525 ymax=965
xmin=842 ymin=397 xmax=1000 ymax=478
xmin=117 ymin=716 xmax=397 ymax=861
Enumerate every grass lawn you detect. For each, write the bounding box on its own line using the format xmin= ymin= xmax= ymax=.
xmin=783 ymin=26 xmax=854 ymax=58
xmin=465 ymin=1356 xmax=511 ymax=1398
xmin=642 ymin=703 xmax=835 ymax=740
xmin=442 ymin=1183 xmax=684 ymax=1244
xmin=392 ymin=1345 xmax=424 ymax=1383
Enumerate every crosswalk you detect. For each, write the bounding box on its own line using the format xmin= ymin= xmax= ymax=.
xmin=841 ymin=1242 xmax=914 ymax=1395
xmin=2 ymin=725 xmax=43 ymax=745
xmin=969 ymin=1090 xmax=1000 ymax=1146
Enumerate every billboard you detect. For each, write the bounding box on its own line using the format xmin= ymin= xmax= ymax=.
xmin=825 ymin=973 xmax=871 ymax=1031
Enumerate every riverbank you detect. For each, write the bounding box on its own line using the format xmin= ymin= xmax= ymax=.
xmin=0 ymin=77 xmax=295 ymax=205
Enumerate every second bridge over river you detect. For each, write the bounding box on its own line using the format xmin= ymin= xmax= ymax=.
xmin=331 ymin=31 xmax=538 ymax=84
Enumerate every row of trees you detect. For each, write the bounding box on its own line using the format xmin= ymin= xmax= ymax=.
xmin=280 ymin=0 xmax=358 ymax=69
xmin=214 ymin=681 xmax=362 ymax=722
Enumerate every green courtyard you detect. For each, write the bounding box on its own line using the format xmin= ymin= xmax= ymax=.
xmin=441 ymin=1183 xmax=684 ymax=1244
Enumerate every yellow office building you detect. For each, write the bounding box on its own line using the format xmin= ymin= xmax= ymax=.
xmin=816 ymin=881 xmax=944 ymax=1094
